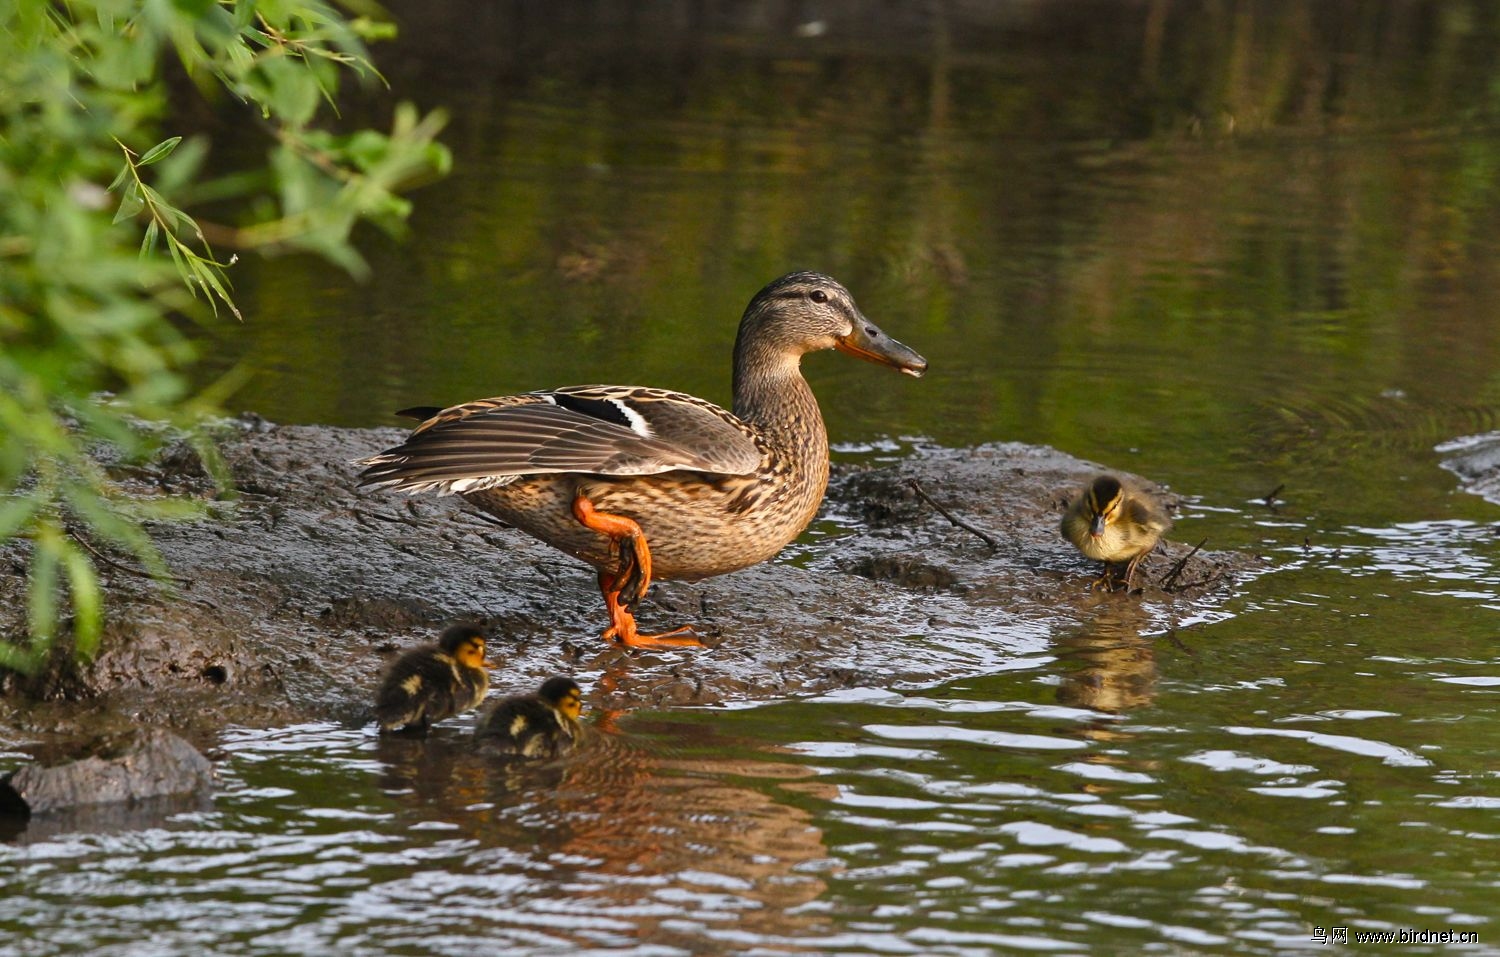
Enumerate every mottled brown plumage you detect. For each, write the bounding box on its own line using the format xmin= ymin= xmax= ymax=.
xmin=1060 ymin=475 xmax=1172 ymax=591
xmin=359 ymin=272 xmax=926 ymax=647
xmin=475 ymin=676 xmax=584 ymax=759
xmin=373 ymin=625 xmax=490 ymax=733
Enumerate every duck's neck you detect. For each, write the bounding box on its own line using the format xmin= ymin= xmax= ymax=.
xmin=732 ymin=345 xmax=829 ymax=464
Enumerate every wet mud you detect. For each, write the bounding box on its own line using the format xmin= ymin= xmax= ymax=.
xmin=1440 ymin=430 xmax=1500 ymax=506
xmin=0 ymin=418 xmax=1253 ymax=753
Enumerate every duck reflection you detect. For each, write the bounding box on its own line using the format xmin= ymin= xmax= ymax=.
xmin=372 ymin=708 xmax=830 ymax=941
xmin=1053 ymin=600 xmax=1160 ymax=714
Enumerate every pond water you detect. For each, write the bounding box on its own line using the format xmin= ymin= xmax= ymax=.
xmin=6 ymin=2 xmax=1500 ymax=953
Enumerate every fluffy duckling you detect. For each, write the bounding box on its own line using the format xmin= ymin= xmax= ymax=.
xmin=374 ymin=624 xmax=490 ymax=734
xmin=475 ymin=676 xmax=584 ymax=759
xmin=1060 ymin=475 xmax=1172 ymax=591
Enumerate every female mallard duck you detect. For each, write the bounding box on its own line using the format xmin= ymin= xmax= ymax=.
xmin=1060 ymin=475 xmax=1172 ymax=591
xmin=359 ymin=272 xmax=926 ymax=648
xmin=475 ymin=676 xmax=584 ymax=758
xmin=374 ymin=624 xmax=490 ymax=733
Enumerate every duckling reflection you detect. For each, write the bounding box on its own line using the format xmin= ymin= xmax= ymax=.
xmin=1060 ymin=474 xmax=1172 ymax=591
xmin=475 ymin=676 xmax=584 ymax=759
xmin=1053 ymin=601 xmax=1159 ymax=715
xmin=373 ymin=624 xmax=489 ymax=734
xmin=371 ymin=706 xmax=830 ymax=941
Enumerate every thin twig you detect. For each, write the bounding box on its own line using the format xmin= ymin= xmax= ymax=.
xmin=906 ymin=479 xmax=999 ymax=550
xmin=66 ymin=528 xmax=191 ymax=587
xmin=1160 ymin=537 xmax=1207 ymax=591
xmin=454 ymin=506 xmax=511 ymax=530
xmin=1262 ymin=483 xmax=1284 ymax=509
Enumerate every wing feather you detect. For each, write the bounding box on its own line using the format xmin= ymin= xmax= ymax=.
xmin=358 ymin=389 xmax=762 ymax=492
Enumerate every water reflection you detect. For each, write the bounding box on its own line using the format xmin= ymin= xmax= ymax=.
xmin=209 ymin=0 xmax=1500 ymax=470
xmin=0 ymin=792 xmax=213 ymax=845
xmin=3 ymin=640 xmax=1498 ymax=954
xmin=372 ymin=719 xmax=831 ymax=946
xmin=1053 ymin=601 xmax=1161 ymax=714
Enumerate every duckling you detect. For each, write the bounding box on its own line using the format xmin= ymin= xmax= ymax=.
xmin=1060 ymin=475 xmax=1172 ymax=591
xmin=374 ymin=624 xmax=490 ymax=734
xmin=475 ymin=676 xmax=584 ymax=759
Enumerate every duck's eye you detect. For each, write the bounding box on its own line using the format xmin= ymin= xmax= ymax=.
xmin=809 ymin=289 xmax=828 ymax=304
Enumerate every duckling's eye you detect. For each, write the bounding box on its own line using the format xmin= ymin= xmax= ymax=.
xmin=809 ymin=289 xmax=828 ymax=304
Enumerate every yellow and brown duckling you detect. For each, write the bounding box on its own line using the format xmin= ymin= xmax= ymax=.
xmin=475 ymin=676 xmax=584 ymax=759
xmin=1060 ymin=475 xmax=1172 ymax=591
xmin=358 ymin=272 xmax=926 ymax=649
xmin=374 ymin=624 xmax=490 ymax=734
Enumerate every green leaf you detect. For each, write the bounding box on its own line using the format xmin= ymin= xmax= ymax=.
xmin=171 ymin=0 xmax=219 ymax=19
xmin=113 ymin=186 xmax=145 ymax=224
xmin=232 ymin=0 xmax=256 ymax=32
xmin=152 ymin=135 xmax=210 ymax=195
xmin=0 ymin=0 xmax=448 ymax=675
xmin=259 ymin=55 xmax=322 ymax=129
xmin=0 ymin=642 xmax=45 ymax=676
xmin=60 ymin=539 xmax=104 ymax=660
xmin=138 ymin=136 xmax=183 ymax=166
xmin=108 ymin=162 xmax=134 ymax=192
xmin=0 ymin=496 xmax=41 ymax=539
xmin=27 ymin=526 xmax=62 ymax=649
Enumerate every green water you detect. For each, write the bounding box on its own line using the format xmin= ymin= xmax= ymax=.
xmin=6 ymin=2 xmax=1500 ymax=953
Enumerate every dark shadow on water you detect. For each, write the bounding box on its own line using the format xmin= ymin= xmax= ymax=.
xmin=0 ymin=792 xmax=215 ymax=845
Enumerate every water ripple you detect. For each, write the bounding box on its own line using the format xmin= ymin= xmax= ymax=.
xmin=863 ymin=724 xmax=1088 ymax=751
xmin=1224 ymin=726 xmax=1433 ymax=768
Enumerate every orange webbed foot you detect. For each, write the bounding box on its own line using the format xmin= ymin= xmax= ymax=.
xmin=602 ymin=620 xmax=703 ymax=649
xmin=596 ymin=569 xmax=703 ymax=649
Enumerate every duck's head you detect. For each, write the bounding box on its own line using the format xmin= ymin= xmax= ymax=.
xmin=1085 ymin=475 xmax=1125 ymax=538
xmin=735 ymin=271 xmax=927 ymax=379
xmin=538 ymin=676 xmax=584 ymax=721
xmin=439 ymin=624 xmax=488 ymax=669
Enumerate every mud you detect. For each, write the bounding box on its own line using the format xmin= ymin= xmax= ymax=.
xmin=0 ymin=418 xmax=1254 ymax=754
xmin=1440 ymin=431 xmax=1500 ymax=506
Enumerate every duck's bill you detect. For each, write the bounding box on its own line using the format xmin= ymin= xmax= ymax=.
xmin=836 ymin=320 xmax=928 ymax=377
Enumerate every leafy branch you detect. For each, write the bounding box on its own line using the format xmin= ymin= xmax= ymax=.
xmin=111 ymin=136 xmax=242 ymax=321
xmin=0 ymin=0 xmax=449 ymax=678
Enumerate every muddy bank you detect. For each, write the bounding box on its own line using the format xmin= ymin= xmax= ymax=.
xmin=0 ymin=418 xmax=1252 ymax=751
xmin=1440 ymin=431 xmax=1500 ymax=506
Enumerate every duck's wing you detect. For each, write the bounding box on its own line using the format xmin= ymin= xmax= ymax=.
xmin=373 ymin=649 xmax=454 ymax=729
xmin=358 ymin=386 xmax=763 ymax=495
xmin=1123 ymin=491 xmax=1173 ymax=535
